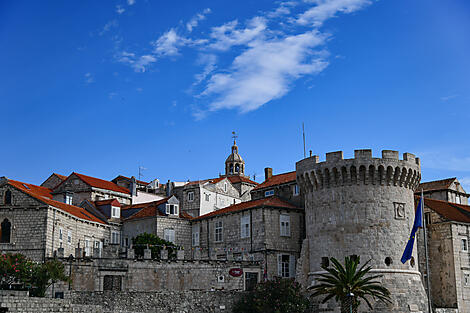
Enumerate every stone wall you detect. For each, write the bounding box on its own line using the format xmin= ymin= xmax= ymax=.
xmin=69 ymin=290 xmax=242 ymax=313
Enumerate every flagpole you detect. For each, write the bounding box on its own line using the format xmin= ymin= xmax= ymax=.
xmin=421 ymin=189 xmax=432 ymax=313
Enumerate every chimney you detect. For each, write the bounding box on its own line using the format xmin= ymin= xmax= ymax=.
xmin=264 ymin=168 xmax=273 ymax=181
xmin=130 ymin=176 xmax=137 ymax=197
xmin=166 ymin=180 xmax=172 ymax=197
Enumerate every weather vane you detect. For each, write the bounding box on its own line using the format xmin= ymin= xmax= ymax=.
xmin=232 ymin=131 xmax=238 ymax=142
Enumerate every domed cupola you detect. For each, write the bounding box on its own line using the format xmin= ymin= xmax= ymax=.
xmin=225 ymin=139 xmax=245 ymax=176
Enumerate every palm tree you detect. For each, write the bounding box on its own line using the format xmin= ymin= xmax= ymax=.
xmin=309 ymin=256 xmax=392 ymax=313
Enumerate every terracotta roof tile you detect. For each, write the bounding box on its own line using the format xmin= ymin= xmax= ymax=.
xmin=8 ymin=179 xmax=106 ymax=224
xmin=194 ymin=196 xmax=297 ymax=220
xmin=421 ymin=196 xmax=470 ymax=223
xmin=54 ymin=173 xmax=68 ymax=181
xmin=227 ymin=176 xmax=258 ymax=185
xmin=74 ymin=173 xmax=130 ymax=194
xmin=418 ymin=178 xmax=456 ymax=192
xmin=252 ymin=171 xmax=296 ymax=190
xmin=95 ymin=199 xmax=121 ymax=207
xmin=112 ymin=175 xmax=149 ymax=186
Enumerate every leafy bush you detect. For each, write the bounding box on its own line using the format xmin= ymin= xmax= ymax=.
xmin=233 ymin=277 xmax=310 ymax=313
xmin=132 ymin=233 xmax=179 ymax=259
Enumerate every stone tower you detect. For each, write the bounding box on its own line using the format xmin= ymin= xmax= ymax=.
xmin=296 ymin=149 xmax=428 ymax=312
xmin=225 ymin=140 xmax=245 ymax=177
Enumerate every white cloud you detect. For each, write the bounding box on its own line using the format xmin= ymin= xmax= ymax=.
xmin=193 ymin=54 xmax=217 ymax=86
xmin=152 ymin=29 xmax=207 ymax=57
xmin=99 ymin=20 xmax=118 ymax=36
xmin=117 ymin=52 xmax=157 ymax=72
xmin=84 ymin=72 xmax=95 ymax=84
xmin=186 ymin=8 xmax=211 ymax=32
xmin=201 ymin=31 xmax=328 ymax=113
xmin=127 ymin=0 xmax=136 ymax=5
xmin=116 ymin=5 xmax=125 ymax=15
xmin=208 ymin=17 xmax=267 ymax=51
xmin=296 ymin=0 xmax=372 ymax=26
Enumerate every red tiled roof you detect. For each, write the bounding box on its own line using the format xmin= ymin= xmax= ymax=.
xmin=227 ymin=176 xmax=258 ymax=185
xmin=185 ymin=177 xmax=225 ymax=186
xmin=95 ymin=199 xmax=121 ymax=207
xmin=74 ymin=173 xmax=130 ymax=194
xmin=418 ymin=178 xmax=456 ymax=192
xmin=54 ymin=173 xmax=68 ymax=181
xmin=252 ymin=171 xmax=296 ymax=190
xmin=194 ymin=196 xmax=297 ymax=220
xmin=421 ymin=196 xmax=470 ymax=224
xmin=112 ymin=175 xmax=149 ymax=186
xmin=124 ymin=197 xmax=192 ymax=220
xmin=8 ymin=179 xmax=106 ymax=224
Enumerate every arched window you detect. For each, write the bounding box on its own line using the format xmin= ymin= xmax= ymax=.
xmin=0 ymin=218 xmax=11 ymax=243
xmin=4 ymin=190 xmax=11 ymax=205
xmin=229 ymin=164 xmax=234 ymax=174
xmin=235 ymin=164 xmax=240 ymax=173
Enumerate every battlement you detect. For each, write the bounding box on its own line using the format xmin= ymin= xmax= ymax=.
xmin=296 ymin=149 xmax=421 ymax=191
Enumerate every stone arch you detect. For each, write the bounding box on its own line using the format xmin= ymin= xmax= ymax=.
xmin=235 ymin=164 xmax=240 ymax=173
xmin=316 ymin=170 xmax=324 ymax=189
xmin=350 ymin=166 xmax=357 ymax=185
xmin=324 ymin=168 xmax=331 ymax=188
xmin=378 ymin=165 xmax=385 ymax=185
xmin=399 ymin=167 xmax=407 ymax=187
xmin=333 ymin=168 xmax=340 ymax=186
xmin=229 ymin=164 xmax=234 ymax=174
xmin=0 ymin=218 xmax=11 ymax=243
xmin=369 ymin=165 xmax=375 ymax=185
xmin=386 ymin=166 xmax=394 ymax=186
xmin=341 ymin=166 xmax=348 ymax=185
xmin=359 ymin=165 xmax=366 ymax=184
xmin=404 ymin=168 xmax=413 ymax=188
xmin=393 ymin=167 xmax=401 ymax=186
xmin=4 ymin=190 xmax=11 ymax=205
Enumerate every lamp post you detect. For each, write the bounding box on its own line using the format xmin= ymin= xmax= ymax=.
xmin=347 ymin=292 xmax=354 ymax=313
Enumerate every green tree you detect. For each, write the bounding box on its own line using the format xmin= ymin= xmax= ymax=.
xmin=233 ymin=277 xmax=310 ymax=313
xmin=30 ymin=259 xmax=70 ymax=297
xmin=132 ymin=233 xmax=179 ymax=259
xmin=0 ymin=253 xmax=35 ymax=288
xmin=309 ymin=256 xmax=392 ymax=313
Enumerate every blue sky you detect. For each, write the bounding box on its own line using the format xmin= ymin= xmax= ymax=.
xmin=1 ymin=0 xmax=469 ymax=189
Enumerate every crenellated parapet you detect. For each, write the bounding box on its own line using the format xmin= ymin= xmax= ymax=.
xmin=296 ymin=149 xmax=421 ymax=192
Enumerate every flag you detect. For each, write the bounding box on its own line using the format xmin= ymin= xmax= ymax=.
xmin=401 ymin=197 xmax=424 ymax=264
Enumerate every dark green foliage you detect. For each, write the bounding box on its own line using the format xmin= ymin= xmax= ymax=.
xmin=0 ymin=253 xmax=70 ymax=297
xmin=309 ymin=256 xmax=392 ymax=313
xmin=233 ymin=277 xmax=310 ymax=313
xmin=132 ymin=233 xmax=179 ymax=259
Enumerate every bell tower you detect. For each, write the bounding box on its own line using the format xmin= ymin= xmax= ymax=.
xmin=225 ymin=132 xmax=245 ymax=177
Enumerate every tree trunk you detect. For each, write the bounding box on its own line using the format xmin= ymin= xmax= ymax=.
xmin=340 ymin=298 xmax=358 ymax=313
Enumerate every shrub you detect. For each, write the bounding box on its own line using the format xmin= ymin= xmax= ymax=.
xmin=132 ymin=233 xmax=179 ymax=259
xmin=233 ymin=277 xmax=310 ymax=313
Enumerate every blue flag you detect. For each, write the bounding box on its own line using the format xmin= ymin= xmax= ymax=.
xmin=401 ymin=197 xmax=424 ymax=264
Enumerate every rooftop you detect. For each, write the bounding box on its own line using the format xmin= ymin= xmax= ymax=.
xmin=421 ymin=196 xmax=470 ymax=224
xmin=252 ymin=171 xmax=296 ymax=190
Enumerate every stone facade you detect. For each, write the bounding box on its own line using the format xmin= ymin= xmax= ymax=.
xmin=296 ymin=149 xmax=429 ymax=312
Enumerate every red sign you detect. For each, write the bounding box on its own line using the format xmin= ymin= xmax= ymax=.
xmin=229 ymin=268 xmax=243 ymax=277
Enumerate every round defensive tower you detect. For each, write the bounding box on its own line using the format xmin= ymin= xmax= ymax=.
xmin=296 ymin=149 xmax=428 ymax=312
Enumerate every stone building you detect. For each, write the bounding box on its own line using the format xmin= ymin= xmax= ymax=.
xmin=415 ymin=179 xmax=470 ymax=312
xmin=418 ymin=177 xmax=469 ymax=205
xmin=190 ymin=196 xmax=304 ymax=280
xmin=0 ymin=177 xmax=111 ymax=261
xmin=296 ymin=150 xmax=429 ymax=312
xmin=41 ymin=173 xmax=67 ymax=189
xmin=112 ymin=175 xmax=166 ymax=204
xmin=121 ymin=196 xmax=193 ymax=257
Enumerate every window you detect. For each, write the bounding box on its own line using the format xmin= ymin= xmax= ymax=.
xmin=103 ymin=275 xmax=122 ymax=291
xmin=229 ymin=164 xmax=233 ymax=174
xmin=111 ymin=231 xmax=120 ymax=244
xmin=188 ymin=192 xmax=194 ymax=202
xmin=265 ymin=190 xmax=274 ymax=197
xmin=278 ymin=254 xmax=295 ymax=278
xmin=462 ymin=238 xmax=468 ymax=251
xmin=233 ymin=253 xmax=242 ymax=261
xmin=205 ymin=194 xmax=210 ymax=202
xmin=424 ymin=212 xmax=431 ymax=226
xmin=456 ymin=195 xmax=461 ymax=204
xmin=192 ymin=225 xmax=200 ymax=246
xmin=4 ymin=190 xmax=12 ymax=205
xmin=224 ymin=183 xmax=227 ymax=192
xmin=215 ymin=221 xmax=223 ymax=242
xmin=0 ymin=218 xmax=11 ymax=243
xmin=111 ymin=206 xmax=120 ymax=218
xmin=59 ymin=228 xmax=63 ymax=241
xmin=235 ymin=164 xmax=240 ymax=173
xmin=240 ymin=215 xmax=250 ymax=238
xmin=465 ymin=273 xmax=470 ymax=286
xmin=84 ymin=237 xmax=91 ymax=256
xmin=67 ymin=230 xmax=72 ymax=245
xmin=65 ymin=193 xmax=73 ymax=205
xmin=164 ymin=228 xmax=175 ymax=244
xmin=166 ymin=204 xmax=179 ymax=216
xmin=293 ymin=184 xmax=299 ymax=196
xmin=280 ymin=214 xmax=290 ymax=237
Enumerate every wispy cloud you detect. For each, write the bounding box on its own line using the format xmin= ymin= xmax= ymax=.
xmin=295 ymin=0 xmax=372 ymax=26
xmin=193 ymin=54 xmax=217 ymax=86
xmin=116 ymin=5 xmax=125 ymax=15
xmin=99 ymin=20 xmax=118 ymax=36
xmin=84 ymin=72 xmax=95 ymax=84
xmin=187 ymin=8 xmax=211 ymax=32
xmin=127 ymin=0 xmax=136 ymax=5
xmin=208 ymin=17 xmax=267 ymax=51
xmin=441 ymin=94 xmax=459 ymax=101
xmin=117 ymin=52 xmax=157 ymax=72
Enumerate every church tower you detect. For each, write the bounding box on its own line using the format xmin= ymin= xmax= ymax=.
xmin=225 ymin=134 xmax=246 ymax=177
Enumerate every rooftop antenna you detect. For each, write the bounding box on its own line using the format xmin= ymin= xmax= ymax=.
xmin=138 ymin=166 xmax=147 ymax=181
xmin=302 ymin=122 xmax=306 ymax=158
